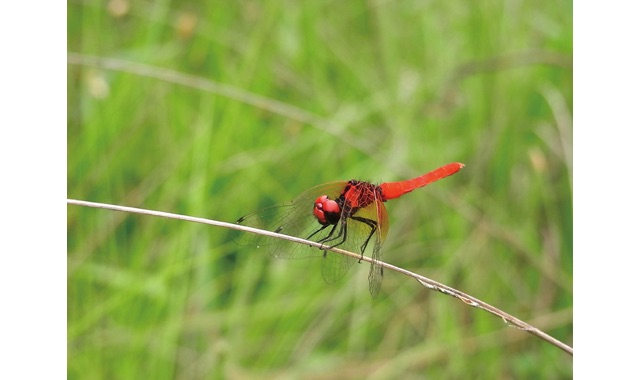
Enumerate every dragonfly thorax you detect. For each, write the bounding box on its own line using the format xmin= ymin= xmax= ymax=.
xmin=313 ymin=180 xmax=383 ymax=227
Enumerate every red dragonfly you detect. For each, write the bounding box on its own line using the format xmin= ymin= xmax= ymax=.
xmin=236 ymin=162 xmax=464 ymax=297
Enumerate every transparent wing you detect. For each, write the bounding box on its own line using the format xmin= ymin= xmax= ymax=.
xmin=319 ymin=196 xmax=389 ymax=296
xmin=235 ymin=181 xmax=349 ymax=259
xmin=368 ymin=198 xmax=389 ymax=297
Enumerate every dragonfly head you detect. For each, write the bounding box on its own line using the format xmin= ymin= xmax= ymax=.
xmin=313 ymin=195 xmax=341 ymax=226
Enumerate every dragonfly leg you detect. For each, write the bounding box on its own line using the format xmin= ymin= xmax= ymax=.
xmin=317 ymin=219 xmax=349 ymax=256
xmin=306 ymin=224 xmax=336 ymax=254
xmin=306 ymin=223 xmax=332 ymax=240
xmin=350 ymin=216 xmax=378 ymax=262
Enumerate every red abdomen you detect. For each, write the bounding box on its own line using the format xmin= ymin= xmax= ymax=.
xmin=379 ymin=162 xmax=464 ymax=201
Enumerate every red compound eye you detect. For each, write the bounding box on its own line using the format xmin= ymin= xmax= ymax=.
xmin=313 ymin=195 xmax=341 ymax=225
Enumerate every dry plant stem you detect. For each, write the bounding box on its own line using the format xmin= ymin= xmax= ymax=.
xmin=67 ymin=199 xmax=573 ymax=356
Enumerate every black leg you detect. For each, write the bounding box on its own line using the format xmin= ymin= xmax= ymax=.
xmin=306 ymin=223 xmax=332 ymax=240
xmin=350 ymin=216 xmax=378 ymax=261
xmin=308 ymin=216 xmax=378 ymax=262
xmin=318 ymin=219 xmax=348 ymax=248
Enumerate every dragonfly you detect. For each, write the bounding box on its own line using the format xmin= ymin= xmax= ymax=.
xmin=235 ymin=162 xmax=464 ymax=297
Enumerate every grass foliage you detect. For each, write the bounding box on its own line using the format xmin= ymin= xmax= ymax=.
xmin=68 ymin=0 xmax=572 ymax=378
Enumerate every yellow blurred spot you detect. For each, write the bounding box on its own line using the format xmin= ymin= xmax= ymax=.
xmin=528 ymin=147 xmax=548 ymax=173
xmin=107 ymin=0 xmax=129 ymax=18
xmin=86 ymin=71 xmax=110 ymax=99
xmin=176 ymin=12 xmax=198 ymax=40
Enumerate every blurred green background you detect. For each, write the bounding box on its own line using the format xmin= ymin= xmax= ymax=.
xmin=68 ymin=0 xmax=572 ymax=378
